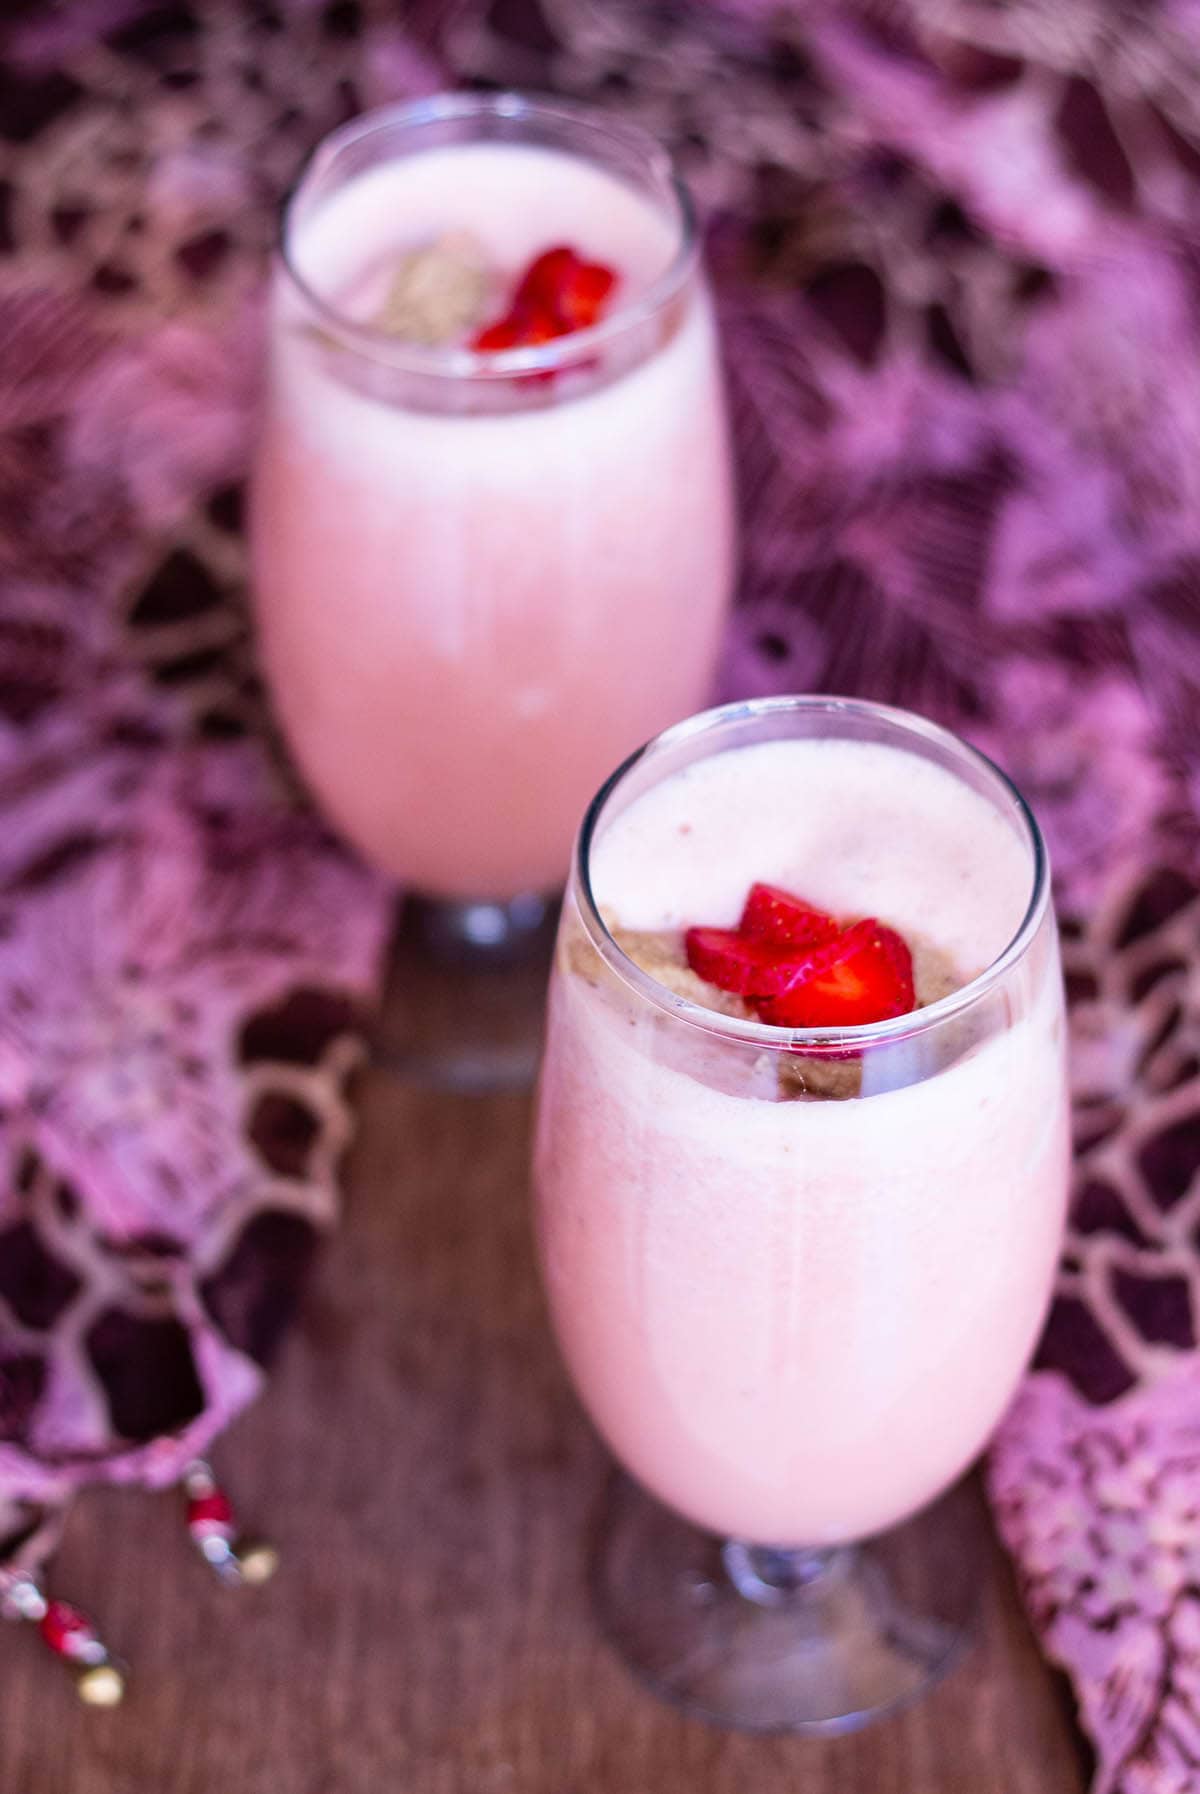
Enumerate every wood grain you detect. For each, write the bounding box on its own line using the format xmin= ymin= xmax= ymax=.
xmin=0 ymin=1066 xmax=1090 ymax=1794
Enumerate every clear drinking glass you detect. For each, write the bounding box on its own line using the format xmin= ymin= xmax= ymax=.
xmin=533 ymin=695 xmax=1070 ymax=1732
xmin=250 ymin=93 xmax=735 ymax=1086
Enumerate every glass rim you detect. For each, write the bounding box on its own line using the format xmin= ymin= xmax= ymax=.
xmin=575 ymin=695 xmax=1053 ymax=1052
xmin=277 ymin=90 xmax=700 ymax=381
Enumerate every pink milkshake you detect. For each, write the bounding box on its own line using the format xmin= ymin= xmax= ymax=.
xmin=251 ymin=95 xmax=734 ymax=899
xmin=535 ymin=699 xmax=1069 ymax=1553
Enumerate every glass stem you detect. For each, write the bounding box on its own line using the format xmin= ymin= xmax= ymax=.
xmin=403 ymin=891 xmax=555 ymax=966
xmin=722 ymin=1539 xmax=842 ymax=1607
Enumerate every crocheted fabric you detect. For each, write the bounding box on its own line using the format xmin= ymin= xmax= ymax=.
xmin=0 ymin=3 xmax=1197 ymax=1786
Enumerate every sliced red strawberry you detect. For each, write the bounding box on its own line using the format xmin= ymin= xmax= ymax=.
xmin=684 ymin=927 xmax=804 ymax=998
xmin=473 ymin=246 xmax=619 ymax=354
xmin=757 ymin=919 xmax=915 ymax=1029
xmin=739 ymin=883 xmax=838 ymax=950
xmin=471 ymin=314 xmax=524 ymax=352
xmin=558 ymin=260 xmax=617 ymax=329
xmin=513 ymin=246 xmax=580 ymax=309
xmin=515 ymin=247 xmax=617 ymax=325
xmin=514 ymin=302 xmax=563 ymax=346
xmin=471 ymin=299 xmax=563 ymax=352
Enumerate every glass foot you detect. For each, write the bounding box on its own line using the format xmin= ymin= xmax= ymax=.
xmin=590 ymin=1473 xmax=977 ymax=1734
xmin=371 ymin=893 xmax=558 ymax=1091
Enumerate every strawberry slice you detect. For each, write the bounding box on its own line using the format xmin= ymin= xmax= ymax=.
xmin=513 ymin=246 xmax=580 ymax=310
xmin=558 ymin=260 xmax=617 ymax=329
xmin=757 ymin=919 xmax=915 ymax=1029
xmin=471 ymin=301 xmax=560 ymax=352
xmin=684 ymin=927 xmax=806 ymax=998
xmin=513 ymin=302 xmax=563 ymax=346
xmin=471 ymin=314 xmax=524 ymax=352
xmin=515 ymin=247 xmax=617 ymax=328
xmin=739 ymin=883 xmax=838 ymax=950
xmin=472 ymin=246 xmax=619 ymax=354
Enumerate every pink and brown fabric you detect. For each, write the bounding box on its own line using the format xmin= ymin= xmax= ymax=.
xmin=0 ymin=0 xmax=1196 ymax=1782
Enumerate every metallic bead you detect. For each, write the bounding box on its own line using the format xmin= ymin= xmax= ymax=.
xmin=1 ymin=1572 xmax=48 ymax=1624
xmin=232 ymin=1540 xmax=280 ymax=1587
xmin=76 ymin=1663 xmax=126 ymax=1708
xmin=182 ymin=1459 xmax=218 ymax=1501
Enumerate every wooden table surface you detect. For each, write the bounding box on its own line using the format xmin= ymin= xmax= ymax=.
xmin=1 ymin=1056 xmax=1091 ymax=1794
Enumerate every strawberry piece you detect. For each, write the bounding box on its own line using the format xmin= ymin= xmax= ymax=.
xmin=757 ymin=919 xmax=915 ymax=1028
xmin=515 ymin=247 xmax=617 ymax=327
xmin=684 ymin=927 xmax=810 ymax=998
xmin=514 ymin=246 xmax=580 ymax=309
xmin=739 ymin=883 xmax=838 ymax=950
xmin=471 ymin=314 xmax=524 ymax=352
xmin=473 ymin=246 xmax=619 ymax=353
xmin=471 ymin=301 xmax=561 ymax=351
xmin=558 ymin=260 xmax=617 ymax=329
xmin=511 ymin=302 xmax=563 ymax=346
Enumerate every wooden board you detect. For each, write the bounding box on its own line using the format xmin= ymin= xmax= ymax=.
xmin=0 ymin=1064 xmax=1090 ymax=1794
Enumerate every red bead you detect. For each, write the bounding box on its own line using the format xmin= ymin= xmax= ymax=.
xmin=39 ymin=1600 xmax=97 ymax=1660
xmin=187 ymin=1489 xmax=236 ymax=1538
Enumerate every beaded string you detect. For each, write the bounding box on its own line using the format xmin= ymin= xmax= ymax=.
xmin=1 ymin=1462 xmax=277 ymax=1703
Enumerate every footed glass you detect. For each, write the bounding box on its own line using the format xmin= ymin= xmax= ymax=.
xmin=533 ymin=696 xmax=1070 ymax=1730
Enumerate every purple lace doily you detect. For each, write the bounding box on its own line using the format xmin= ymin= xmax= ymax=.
xmin=0 ymin=3 xmax=1198 ymax=1786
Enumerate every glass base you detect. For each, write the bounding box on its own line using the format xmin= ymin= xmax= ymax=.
xmin=370 ymin=892 xmax=558 ymax=1091
xmin=590 ymin=1473 xmax=976 ymax=1734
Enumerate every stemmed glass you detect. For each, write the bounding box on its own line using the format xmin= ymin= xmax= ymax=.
xmin=250 ymin=93 xmax=735 ymax=1087
xmin=533 ymin=696 xmax=1069 ymax=1731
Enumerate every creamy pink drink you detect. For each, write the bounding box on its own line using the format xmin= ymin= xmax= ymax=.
xmin=535 ymin=703 xmax=1069 ymax=1549
xmin=252 ymin=97 xmax=734 ymax=899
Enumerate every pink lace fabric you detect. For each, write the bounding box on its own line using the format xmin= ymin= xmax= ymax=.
xmin=0 ymin=2 xmax=1197 ymax=1784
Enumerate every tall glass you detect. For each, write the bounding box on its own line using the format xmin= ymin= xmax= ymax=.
xmin=251 ymin=94 xmax=735 ymax=1084
xmin=533 ymin=696 xmax=1070 ymax=1731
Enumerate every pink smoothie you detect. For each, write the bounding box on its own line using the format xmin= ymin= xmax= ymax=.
xmin=534 ymin=735 xmax=1069 ymax=1546
xmin=252 ymin=140 xmax=734 ymax=899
